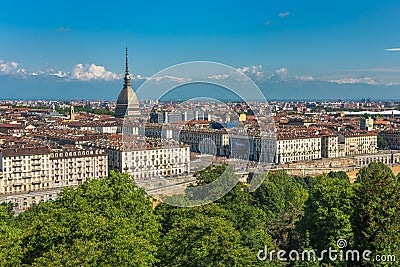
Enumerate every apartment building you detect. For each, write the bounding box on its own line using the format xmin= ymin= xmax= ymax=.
xmin=67 ymin=121 xmax=120 ymax=134
xmin=108 ymin=138 xmax=190 ymax=179
xmin=179 ymin=128 xmax=230 ymax=156
xmin=0 ymin=147 xmax=51 ymax=194
xmin=339 ymin=131 xmax=378 ymax=156
xmin=379 ymin=130 xmax=400 ymax=149
xmin=145 ymin=123 xmax=180 ymax=140
xmin=274 ymin=133 xmax=322 ymax=164
xmin=321 ymin=134 xmax=339 ymax=158
xmin=360 ymin=117 xmax=374 ymax=131
xmin=0 ymin=146 xmax=108 ymax=195
xmin=50 ymin=148 xmax=108 ymax=187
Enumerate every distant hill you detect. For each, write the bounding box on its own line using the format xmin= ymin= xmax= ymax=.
xmin=0 ymin=74 xmax=399 ymax=101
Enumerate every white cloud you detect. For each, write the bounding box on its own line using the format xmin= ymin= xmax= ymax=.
xmin=144 ymin=75 xmax=192 ymax=83
xmin=278 ymin=12 xmax=290 ymax=18
xmin=386 ymin=82 xmax=400 ymax=86
xmin=385 ymin=48 xmax=400 ymax=51
xmin=0 ymin=60 xmax=70 ymax=79
xmin=0 ymin=59 xmax=190 ymax=83
xmin=133 ymin=74 xmax=191 ymax=83
xmin=275 ymin=67 xmax=288 ymax=77
xmin=233 ymin=66 xmax=294 ymax=81
xmin=268 ymin=67 xmax=289 ymax=80
xmin=70 ymin=63 xmax=121 ymax=81
xmin=237 ymin=65 xmax=264 ymax=80
xmin=328 ymin=77 xmax=378 ymax=85
xmin=208 ymin=74 xmax=230 ymax=80
xmin=133 ymin=74 xmax=145 ymax=80
xmin=294 ymin=75 xmax=315 ymax=81
xmin=50 ymin=70 xmax=69 ymax=78
xmin=0 ymin=60 xmax=26 ymax=75
xmin=29 ymin=69 xmax=69 ymax=78
xmin=264 ymin=21 xmax=271 ymax=26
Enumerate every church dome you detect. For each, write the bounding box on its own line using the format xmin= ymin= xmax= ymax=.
xmin=116 ymin=84 xmax=139 ymax=106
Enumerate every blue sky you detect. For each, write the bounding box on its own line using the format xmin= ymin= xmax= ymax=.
xmin=1 ymin=0 xmax=400 ymax=99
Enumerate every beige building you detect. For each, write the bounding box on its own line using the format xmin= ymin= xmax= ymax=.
xmin=321 ymin=134 xmax=339 ymax=158
xmin=339 ymin=131 xmax=377 ymax=156
xmin=50 ymin=148 xmax=108 ymax=188
xmin=354 ymin=151 xmax=400 ymax=167
xmin=360 ymin=117 xmax=374 ymax=131
xmin=0 ymin=146 xmax=108 ymax=195
xmin=0 ymin=147 xmax=52 ymax=194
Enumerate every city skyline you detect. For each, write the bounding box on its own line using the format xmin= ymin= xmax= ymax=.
xmin=1 ymin=1 xmax=400 ymax=99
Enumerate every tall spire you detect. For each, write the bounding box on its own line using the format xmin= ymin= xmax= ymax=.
xmin=124 ymin=47 xmax=131 ymax=87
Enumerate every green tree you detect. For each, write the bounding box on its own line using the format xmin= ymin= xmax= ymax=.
xmin=20 ymin=171 xmax=160 ymax=266
xmin=327 ymin=171 xmax=350 ymax=181
xmin=377 ymin=135 xmax=389 ymax=149
xmin=252 ymin=170 xmax=309 ymax=250
xmin=157 ymin=204 xmax=262 ymax=267
xmin=297 ymin=175 xmax=354 ymax=265
xmin=0 ymin=204 xmax=24 ymax=267
xmin=353 ymin=163 xmax=400 ymax=266
xmin=157 ymin=165 xmax=278 ymax=266
xmin=185 ymin=164 xmax=239 ymax=206
xmin=217 ymin=182 xmax=273 ymax=252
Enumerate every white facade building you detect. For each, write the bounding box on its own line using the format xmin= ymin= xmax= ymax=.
xmin=0 ymin=147 xmax=108 ymax=195
xmin=108 ymin=139 xmax=190 ymax=179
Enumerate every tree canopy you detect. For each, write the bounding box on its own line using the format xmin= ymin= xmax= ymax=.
xmin=0 ymin=164 xmax=399 ymax=266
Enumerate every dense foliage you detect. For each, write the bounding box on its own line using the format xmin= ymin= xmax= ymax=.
xmin=0 ymin=164 xmax=399 ymax=266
